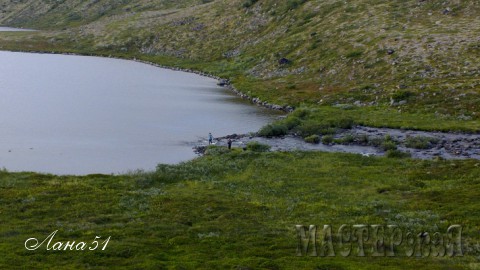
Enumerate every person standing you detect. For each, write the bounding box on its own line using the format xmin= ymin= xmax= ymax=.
xmin=227 ymin=139 xmax=232 ymax=149
xmin=208 ymin=133 xmax=213 ymax=145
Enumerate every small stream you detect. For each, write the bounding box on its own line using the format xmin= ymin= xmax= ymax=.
xmin=196 ymin=126 xmax=480 ymax=160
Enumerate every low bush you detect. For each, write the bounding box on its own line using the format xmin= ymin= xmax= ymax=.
xmin=259 ymin=109 xmax=355 ymax=138
xmin=304 ymin=134 xmax=320 ymax=144
xmin=242 ymin=0 xmax=258 ymax=8
xmin=246 ymin=141 xmax=271 ymax=152
xmin=322 ymin=135 xmax=334 ymax=144
xmin=282 ymin=116 xmax=301 ymax=129
xmin=295 ymin=122 xmax=336 ymax=137
xmin=291 ymin=108 xmax=310 ymax=119
xmin=381 ymin=140 xmax=397 ymax=151
xmin=357 ymin=134 xmax=369 ymax=144
xmin=286 ymin=0 xmax=308 ymax=10
xmin=405 ymin=136 xmax=439 ymax=149
xmin=258 ymin=123 xmax=288 ymax=137
xmin=386 ymin=149 xmax=411 ymax=158
xmin=369 ymin=135 xmax=398 ymax=151
xmin=334 ymin=134 xmax=355 ymax=144
xmin=66 ymin=12 xmax=82 ymax=22
xmin=391 ymin=90 xmax=414 ymax=102
xmin=346 ymin=50 xmax=363 ymax=58
xmin=334 ymin=117 xmax=355 ymax=129
xmin=204 ymin=145 xmax=231 ymax=155
xmin=368 ymin=137 xmax=384 ymax=147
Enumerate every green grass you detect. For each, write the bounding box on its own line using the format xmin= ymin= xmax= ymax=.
xmin=385 ymin=149 xmax=412 ymax=158
xmin=246 ymin=141 xmax=271 ymax=152
xmin=1 ymin=151 xmax=479 ymax=269
xmin=275 ymin=106 xmax=480 ymax=133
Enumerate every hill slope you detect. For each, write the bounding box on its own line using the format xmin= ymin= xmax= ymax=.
xmin=0 ymin=0 xmax=479 ymax=127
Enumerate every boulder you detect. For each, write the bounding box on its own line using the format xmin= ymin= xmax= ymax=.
xmin=217 ymin=79 xmax=230 ymax=86
xmin=278 ymin=58 xmax=291 ymax=65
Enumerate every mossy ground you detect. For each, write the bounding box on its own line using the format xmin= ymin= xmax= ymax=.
xmin=1 ymin=150 xmax=480 ymax=269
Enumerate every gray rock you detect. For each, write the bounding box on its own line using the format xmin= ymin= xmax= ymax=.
xmin=217 ymin=79 xmax=230 ymax=86
xmin=278 ymin=58 xmax=291 ymax=65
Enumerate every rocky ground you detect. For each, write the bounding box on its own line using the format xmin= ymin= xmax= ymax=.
xmin=193 ymin=126 xmax=480 ymax=160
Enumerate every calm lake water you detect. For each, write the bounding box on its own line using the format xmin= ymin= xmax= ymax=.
xmin=0 ymin=26 xmax=35 ymax=31
xmin=0 ymin=51 xmax=279 ymax=174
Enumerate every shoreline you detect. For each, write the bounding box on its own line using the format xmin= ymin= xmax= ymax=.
xmin=2 ymin=50 xmax=479 ymax=161
xmin=0 ymin=49 xmax=294 ymax=113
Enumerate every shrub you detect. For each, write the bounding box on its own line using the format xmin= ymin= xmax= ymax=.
xmin=333 ymin=104 xmax=355 ymax=110
xmin=333 ymin=117 xmax=355 ymax=129
xmin=391 ymin=90 xmax=413 ymax=102
xmin=322 ymin=135 xmax=334 ymax=144
xmin=66 ymin=12 xmax=82 ymax=22
xmin=258 ymin=123 xmax=288 ymax=137
xmin=282 ymin=116 xmax=301 ymax=129
xmin=287 ymin=84 xmax=297 ymax=90
xmin=304 ymin=134 xmax=320 ymax=144
xmin=295 ymin=123 xmax=335 ymax=137
xmin=381 ymin=140 xmax=397 ymax=151
xmin=346 ymin=50 xmax=363 ymax=58
xmin=369 ymin=137 xmax=384 ymax=147
xmin=386 ymin=149 xmax=411 ymax=158
xmin=246 ymin=141 xmax=271 ymax=152
xmin=242 ymin=0 xmax=258 ymax=8
xmin=291 ymin=108 xmax=310 ymax=119
xmin=357 ymin=134 xmax=369 ymax=144
xmin=335 ymin=134 xmax=355 ymax=144
xmin=204 ymin=145 xmax=231 ymax=155
xmin=370 ymin=135 xmax=398 ymax=151
xmin=405 ymin=136 xmax=438 ymax=149
xmin=286 ymin=0 xmax=308 ymax=10
xmin=322 ymin=127 xmax=338 ymax=135
xmin=274 ymin=109 xmax=355 ymax=138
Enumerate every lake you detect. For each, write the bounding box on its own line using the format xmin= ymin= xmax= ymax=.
xmin=0 ymin=26 xmax=35 ymax=31
xmin=0 ymin=51 xmax=279 ymax=174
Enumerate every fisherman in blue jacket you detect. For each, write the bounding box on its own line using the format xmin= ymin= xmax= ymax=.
xmin=208 ymin=133 xmax=213 ymax=145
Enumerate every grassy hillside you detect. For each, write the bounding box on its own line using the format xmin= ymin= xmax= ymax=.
xmin=1 ymin=149 xmax=480 ymax=269
xmin=0 ymin=0 xmax=479 ymax=131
